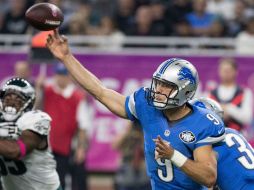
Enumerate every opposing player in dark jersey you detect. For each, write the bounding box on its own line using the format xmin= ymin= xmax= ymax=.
xmin=46 ymin=30 xmax=225 ymax=189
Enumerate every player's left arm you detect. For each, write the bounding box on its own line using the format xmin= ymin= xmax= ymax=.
xmin=180 ymin=145 xmax=217 ymax=188
xmin=177 ymin=111 xmax=224 ymax=187
xmin=155 ymin=136 xmax=218 ymax=188
xmin=0 ymin=130 xmax=43 ymax=160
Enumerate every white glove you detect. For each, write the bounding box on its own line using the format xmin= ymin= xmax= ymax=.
xmin=0 ymin=122 xmax=20 ymax=139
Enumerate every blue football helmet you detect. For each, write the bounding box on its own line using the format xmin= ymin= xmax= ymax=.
xmin=146 ymin=58 xmax=199 ymax=109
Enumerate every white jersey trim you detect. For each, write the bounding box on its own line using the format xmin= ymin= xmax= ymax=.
xmin=128 ymin=93 xmax=138 ymax=119
xmin=196 ymin=133 xmax=225 ymax=144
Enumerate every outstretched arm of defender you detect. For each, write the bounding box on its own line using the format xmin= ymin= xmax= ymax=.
xmin=46 ymin=30 xmax=127 ymax=118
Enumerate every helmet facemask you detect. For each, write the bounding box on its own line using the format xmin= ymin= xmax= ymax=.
xmin=146 ymin=78 xmax=180 ymax=109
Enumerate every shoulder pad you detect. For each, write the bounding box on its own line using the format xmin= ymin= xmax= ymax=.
xmin=194 ymin=109 xmax=225 ymax=146
xmin=16 ymin=110 xmax=52 ymax=136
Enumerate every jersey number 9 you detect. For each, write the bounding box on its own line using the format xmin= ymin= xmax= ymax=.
xmin=156 ymin=157 xmax=173 ymax=182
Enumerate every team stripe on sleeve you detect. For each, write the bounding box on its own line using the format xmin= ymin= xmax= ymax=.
xmin=196 ymin=133 xmax=225 ymax=144
xmin=125 ymin=94 xmax=138 ymax=121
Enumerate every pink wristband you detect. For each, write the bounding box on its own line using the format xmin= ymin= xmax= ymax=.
xmin=17 ymin=139 xmax=27 ymax=159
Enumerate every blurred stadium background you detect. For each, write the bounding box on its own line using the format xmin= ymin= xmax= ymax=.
xmin=2 ymin=0 xmax=254 ymax=190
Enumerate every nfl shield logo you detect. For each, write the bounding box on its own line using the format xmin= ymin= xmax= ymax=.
xmin=164 ymin=130 xmax=170 ymax=137
xmin=179 ymin=131 xmax=196 ymax=143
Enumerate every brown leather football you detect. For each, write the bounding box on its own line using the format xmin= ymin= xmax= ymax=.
xmin=25 ymin=3 xmax=64 ymax=31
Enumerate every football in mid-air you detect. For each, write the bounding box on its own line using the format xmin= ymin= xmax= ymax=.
xmin=25 ymin=3 xmax=64 ymax=31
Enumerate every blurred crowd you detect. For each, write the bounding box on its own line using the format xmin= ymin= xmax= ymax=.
xmin=0 ymin=0 xmax=254 ymax=38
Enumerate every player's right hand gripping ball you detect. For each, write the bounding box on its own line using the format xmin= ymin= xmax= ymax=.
xmin=25 ymin=3 xmax=64 ymax=31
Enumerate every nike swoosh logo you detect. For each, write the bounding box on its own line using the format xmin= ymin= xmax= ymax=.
xmin=218 ymin=128 xmax=224 ymax=134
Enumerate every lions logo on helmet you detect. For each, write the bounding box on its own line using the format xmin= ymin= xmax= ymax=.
xmin=178 ymin=67 xmax=196 ymax=85
xmin=0 ymin=78 xmax=35 ymax=121
xmin=146 ymin=58 xmax=199 ymax=109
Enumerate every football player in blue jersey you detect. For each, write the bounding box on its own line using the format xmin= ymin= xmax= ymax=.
xmin=46 ymin=30 xmax=225 ymax=190
xmin=190 ymin=97 xmax=254 ymax=190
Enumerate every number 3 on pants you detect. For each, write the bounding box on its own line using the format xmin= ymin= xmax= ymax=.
xmin=156 ymin=157 xmax=173 ymax=182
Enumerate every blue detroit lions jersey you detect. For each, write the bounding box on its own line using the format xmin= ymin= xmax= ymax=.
xmin=125 ymin=88 xmax=225 ymax=190
xmin=214 ymin=128 xmax=254 ymax=190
